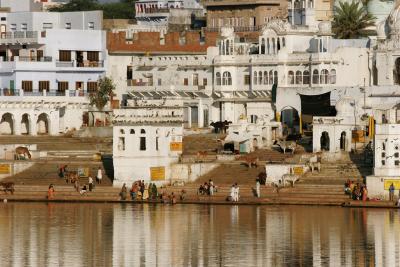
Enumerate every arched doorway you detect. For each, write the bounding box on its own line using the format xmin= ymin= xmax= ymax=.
xmin=281 ymin=107 xmax=300 ymax=136
xmin=21 ymin=114 xmax=30 ymax=135
xmin=320 ymin=131 xmax=330 ymax=151
xmin=253 ymin=138 xmax=258 ymax=150
xmin=340 ymin=131 xmax=346 ymax=150
xmin=0 ymin=113 xmax=14 ymax=135
xmin=395 ymin=58 xmax=400 ymax=85
xmin=37 ymin=113 xmax=50 ymax=135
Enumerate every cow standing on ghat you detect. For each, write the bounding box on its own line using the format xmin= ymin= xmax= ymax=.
xmin=14 ymin=147 xmax=32 ymax=160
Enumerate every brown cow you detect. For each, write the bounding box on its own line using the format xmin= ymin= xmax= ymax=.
xmin=15 ymin=147 xmax=31 ymax=160
xmin=0 ymin=182 xmax=15 ymax=194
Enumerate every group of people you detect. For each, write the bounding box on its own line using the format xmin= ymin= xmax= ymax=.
xmin=344 ymin=180 xmax=368 ymax=201
xmin=198 ymin=179 xmax=217 ymax=196
xmin=119 ymin=180 xmax=159 ymax=201
xmin=228 ymin=183 xmax=240 ymax=202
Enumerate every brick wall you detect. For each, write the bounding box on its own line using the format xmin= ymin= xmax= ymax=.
xmin=107 ymin=31 xmax=218 ymax=54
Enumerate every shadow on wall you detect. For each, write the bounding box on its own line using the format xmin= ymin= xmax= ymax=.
xmin=102 ymin=154 xmax=114 ymax=181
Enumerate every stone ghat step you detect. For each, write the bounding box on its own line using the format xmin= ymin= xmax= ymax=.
xmin=0 ymin=195 xmax=348 ymax=205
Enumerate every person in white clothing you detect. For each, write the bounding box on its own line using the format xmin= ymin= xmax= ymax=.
xmin=209 ymin=179 xmax=214 ymax=196
xmin=88 ymin=176 xmax=94 ymax=191
xmin=255 ymin=179 xmax=260 ymax=198
xmin=229 ymin=185 xmax=235 ymax=201
xmin=96 ymin=167 xmax=102 ymax=184
xmin=234 ymin=183 xmax=239 ymax=202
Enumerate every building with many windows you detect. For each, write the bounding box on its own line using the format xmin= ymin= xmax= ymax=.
xmin=0 ymin=10 xmax=107 ymax=135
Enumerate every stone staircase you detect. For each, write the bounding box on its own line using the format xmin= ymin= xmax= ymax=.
xmin=183 ymin=133 xmax=225 ymax=155
xmin=0 ymin=135 xmax=112 ymax=152
xmin=0 ymin=185 xmax=121 ymax=201
xmin=163 ymin=184 xmax=349 ymax=205
xmin=2 ymin=161 xmax=113 ymax=186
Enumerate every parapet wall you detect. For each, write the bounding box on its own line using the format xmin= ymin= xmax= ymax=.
xmin=107 ymin=31 xmax=218 ymax=54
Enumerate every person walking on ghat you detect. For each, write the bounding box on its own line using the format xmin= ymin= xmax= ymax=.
xmin=96 ymin=167 xmax=102 ymax=185
xmin=255 ymin=179 xmax=260 ymax=198
xmin=88 ymin=175 xmax=94 ymax=192
xmin=389 ymin=183 xmax=395 ymax=201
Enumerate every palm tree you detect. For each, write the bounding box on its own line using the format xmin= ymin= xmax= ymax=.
xmin=332 ymin=1 xmax=376 ymax=39
xmin=89 ymin=76 xmax=116 ymax=111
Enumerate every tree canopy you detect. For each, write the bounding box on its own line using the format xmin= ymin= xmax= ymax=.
xmin=49 ymin=0 xmax=136 ymax=19
xmin=332 ymin=1 xmax=375 ymax=39
xmin=89 ymin=77 xmax=116 ymax=111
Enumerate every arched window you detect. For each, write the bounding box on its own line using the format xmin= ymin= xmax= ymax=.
xmin=258 ymin=71 xmax=263 ymax=84
xmin=272 ymin=38 xmax=276 ymax=54
xmin=303 ymin=70 xmax=310 ymax=85
xmin=226 ymin=40 xmax=229 ymax=55
xmin=269 ymin=70 xmax=273 ymax=84
xmin=261 ymin=38 xmax=265 ymax=54
xmin=320 ymin=69 xmax=329 ymax=84
xmin=254 ymin=71 xmax=258 ymax=85
xmin=295 ymin=71 xmax=302 ymax=84
xmin=267 ymin=38 xmax=270 ymax=54
xmin=282 ymin=37 xmax=286 ymax=47
xmin=222 ymin=71 xmax=232 ymax=85
xmin=216 ymin=72 xmax=221 ymax=85
xmin=120 ymin=129 xmax=125 ymax=134
xmin=312 ymin=69 xmax=319 ymax=84
xmin=140 ymin=129 xmax=146 ymax=150
xmin=274 ymin=71 xmax=278 ymax=84
xmin=130 ymin=129 xmax=135 ymax=134
xmin=263 ymin=71 xmax=268 ymax=84
xmin=288 ymin=71 xmax=294 ymax=85
xmin=330 ymin=69 xmax=336 ymax=84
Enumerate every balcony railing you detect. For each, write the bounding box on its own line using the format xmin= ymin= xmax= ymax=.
xmin=204 ymin=25 xmax=263 ymax=32
xmin=0 ymin=31 xmax=38 ymax=44
xmin=127 ymin=79 xmax=153 ymax=86
xmin=18 ymin=56 xmax=52 ymax=62
xmin=0 ymin=89 xmax=20 ymax=96
xmin=76 ymin=60 xmax=104 ymax=68
xmin=0 ymin=89 xmax=90 ymax=97
xmin=56 ymin=61 xmax=74 ymax=67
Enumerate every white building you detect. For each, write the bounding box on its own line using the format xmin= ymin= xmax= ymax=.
xmin=0 ymin=10 xmax=107 ymax=135
xmin=135 ymin=0 xmax=204 ymax=26
xmin=112 ymin=102 xmax=183 ymax=186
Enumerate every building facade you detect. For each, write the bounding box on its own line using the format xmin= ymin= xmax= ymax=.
xmin=0 ymin=10 xmax=107 ymax=135
xmin=112 ymin=103 xmax=183 ymax=186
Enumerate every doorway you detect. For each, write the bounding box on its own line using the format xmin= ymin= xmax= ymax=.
xmin=340 ymin=131 xmax=346 ymax=150
xmin=320 ymin=131 xmax=330 ymax=151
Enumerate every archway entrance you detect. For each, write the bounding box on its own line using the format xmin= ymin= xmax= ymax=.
xmin=340 ymin=131 xmax=346 ymax=150
xmin=37 ymin=113 xmax=49 ymax=135
xmin=253 ymin=138 xmax=258 ymax=150
xmin=281 ymin=107 xmax=300 ymax=137
xmin=0 ymin=113 xmax=14 ymax=135
xmin=21 ymin=114 xmax=30 ymax=135
xmin=320 ymin=131 xmax=330 ymax=151
xmin=395 ymin=58 xmax=400 ymax=85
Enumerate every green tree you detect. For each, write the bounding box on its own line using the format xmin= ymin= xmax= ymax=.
xmin=48 ymin=0 xmax=100 ymax=12
xmin=332 ymin=1 xmax=376 ymax=39
xmin=48 ymin=0 xmax=136 ymax=19
xmin=89 ymin=77 xmax=116 ymax=111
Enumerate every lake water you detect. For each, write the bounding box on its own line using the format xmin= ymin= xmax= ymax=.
xmin=0 ymin=203 xmax=399 ymax=266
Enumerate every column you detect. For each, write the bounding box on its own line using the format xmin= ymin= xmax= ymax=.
xmin=14 ymin=117 xmax=21 ymax=135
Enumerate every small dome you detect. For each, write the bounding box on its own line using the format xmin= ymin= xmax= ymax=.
xmin=335 ymin=97 xmax=354 ymax=117
xmin=220 ymin=27 xmax=234 ymax=38
xmin=318 ymin=21 xmax=332 ymax=35
xmin=368 ymin=0 xmax=395 ymax=25
xmin=376 ymin=20 xmax=387 ymax=39
xmin=388 ymin=3 xmax=400 ymax=36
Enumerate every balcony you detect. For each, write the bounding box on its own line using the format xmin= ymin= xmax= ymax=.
xmin=0 ymin=31 xmax=38 ymax=44
xmin=205 ymin=25 xmax=262 ymax=32
xmin=56 ymin=60 xmax=104 ymax=68
xmin=0 ymin=89 xmax=89 ymax=97
xmin=127 ymin=79 xmax=153 ymax=87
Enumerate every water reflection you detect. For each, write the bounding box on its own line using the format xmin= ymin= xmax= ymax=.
xmin=1 ymin=203 xmax=400 ymax=266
